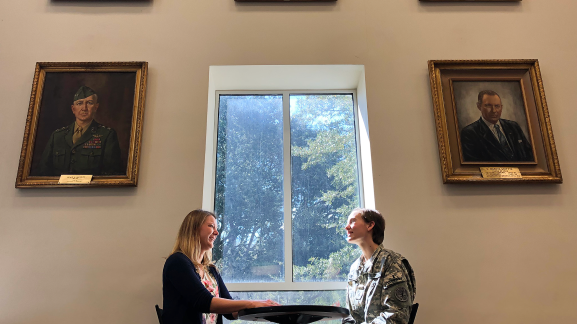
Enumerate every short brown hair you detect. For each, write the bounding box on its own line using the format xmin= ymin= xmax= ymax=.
xmin=351 ymin=208 xmax=386 ymax=245
xmin=477 ymin=90 xmax=501 ymax=105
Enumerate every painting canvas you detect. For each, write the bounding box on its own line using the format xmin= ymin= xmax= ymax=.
xmin=16 ymin=62 xmax=147 ymax=188
xmin=452 ymin=81 xmax=536 ymax=164
xmin=428 ymin=59 xmax=561 ymax=183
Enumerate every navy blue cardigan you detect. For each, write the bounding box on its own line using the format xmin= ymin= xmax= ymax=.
xmin=162 ymin=252 xmax=234 ymax=324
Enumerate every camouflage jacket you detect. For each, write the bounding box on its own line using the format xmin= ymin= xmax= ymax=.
xmin=38 ymin=120 xmax=123 ymax=176
xmin=344 ymin=246 xmax=416 ymax=324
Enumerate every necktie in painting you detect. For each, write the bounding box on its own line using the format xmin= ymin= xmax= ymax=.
xmin=73 ymin=126 xmax=83 ymax=144
xmin=494 ymin=124 xmax=514 ymax=159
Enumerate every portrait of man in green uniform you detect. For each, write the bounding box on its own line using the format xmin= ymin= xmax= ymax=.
xmin=36 ymin=85 xmax=123 ymax=176
xmin=16 ymin=63 xmax=146 ymax=188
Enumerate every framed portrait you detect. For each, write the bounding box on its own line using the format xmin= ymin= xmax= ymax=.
xmin=428 ymin=59 xmax=562 ymax=183
xmin=15 ymin=62 xmax=148 ymax=188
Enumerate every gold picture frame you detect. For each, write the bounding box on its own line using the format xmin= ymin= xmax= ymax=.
xmin=420 ymin=0 xmax=520 ymax=2
xmin=428 ymin=59 xmax=561 ymax=183
xmin=16 ymin=62 xmax=148 ymax=188
xmin=235 ymin=0 xmax=335 ymax=2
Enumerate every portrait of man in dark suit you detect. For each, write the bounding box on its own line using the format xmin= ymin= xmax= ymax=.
xmin=459 ymin=90 xmax=534 ymax=162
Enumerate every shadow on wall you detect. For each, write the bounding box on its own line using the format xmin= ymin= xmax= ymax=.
xmin=418 ymin=0 xmax=522 ymax=13
xmin=48 ymin=0 xmax=153 ymax=14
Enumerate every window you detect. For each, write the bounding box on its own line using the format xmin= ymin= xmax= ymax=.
xmin=203 ymin=66 xmax=373 ymax=318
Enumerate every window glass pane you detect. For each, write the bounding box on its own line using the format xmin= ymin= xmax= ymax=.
xmin=224 ymin=290 xmax=346 ymax=324
xmin=214 ymin=95 xmax=284 ymax=283
xmin=290 ymin=94 xmax=360 ymax=282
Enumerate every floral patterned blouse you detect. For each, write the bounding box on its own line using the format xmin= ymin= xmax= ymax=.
xmin=198 ymin=266 xmax=219 ymax=324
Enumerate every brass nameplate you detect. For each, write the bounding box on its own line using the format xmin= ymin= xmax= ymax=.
xmin=480 ymin=167 xmax=522 ymax=179
xmin=58 ymin=175 xmax=93 ymax=184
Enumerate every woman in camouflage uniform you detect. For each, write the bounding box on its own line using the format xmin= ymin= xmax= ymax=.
xmin=344 ymin=208 xmax=416 ymax=324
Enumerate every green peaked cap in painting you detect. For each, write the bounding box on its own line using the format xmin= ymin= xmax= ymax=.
xmin=73 ymin=85 xmax=97 ymax=102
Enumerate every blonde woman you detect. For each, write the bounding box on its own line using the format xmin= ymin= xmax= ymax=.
xmin=163 ymin=209 xmax=279 ymax=324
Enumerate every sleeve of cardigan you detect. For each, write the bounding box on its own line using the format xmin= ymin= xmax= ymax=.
xmin=165 ymin=253 xmax=214 ymax=313
xmin=211 ymin=266 xmax=235 ymax=320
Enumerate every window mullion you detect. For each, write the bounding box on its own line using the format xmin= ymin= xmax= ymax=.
xmin=352 ymin=92 xmax=365 ymax=207
xmin=282 ymin=92 xmax=293 ymax=284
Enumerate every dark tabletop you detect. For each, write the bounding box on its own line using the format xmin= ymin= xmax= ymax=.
xmin=238 ymin=305 xmax=349 ymax=324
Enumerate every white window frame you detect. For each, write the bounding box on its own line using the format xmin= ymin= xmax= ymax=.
xmin=203 ymin=65 xmax=374 ymax=292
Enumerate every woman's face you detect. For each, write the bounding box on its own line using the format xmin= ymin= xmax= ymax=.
xmin=199 ymin=215 xmax=219 ymax=252
xmin=345 ymin=212 xmax=373 ymax=244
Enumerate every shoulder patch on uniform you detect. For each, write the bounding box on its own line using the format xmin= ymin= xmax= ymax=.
xmin=394 ymin=286 xmax=409 ymax=302
xmin=55 ymin=126 xmax=68 ymax=132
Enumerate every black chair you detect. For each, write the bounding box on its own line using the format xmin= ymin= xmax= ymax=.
xmin=408 ymin=303 xmax=419 ymax=324
xmin=155 ymin=305 xmax=163 ymax=324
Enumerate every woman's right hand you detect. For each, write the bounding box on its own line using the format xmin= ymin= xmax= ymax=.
xmin=211 ymin=298 xmax=280 ymax=315
xmin=248 ymin=299 xmax=281 ymax=308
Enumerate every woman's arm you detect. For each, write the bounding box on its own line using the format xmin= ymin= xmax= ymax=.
xmin=209 ymin=266 xmax=280 ymax=318
xmin=210 ymin=298 xmax=279 ymax=315
xmin=165 ymin=253 xmax=215 ymax=313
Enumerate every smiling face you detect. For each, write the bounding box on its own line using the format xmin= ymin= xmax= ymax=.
xmin=345 ymin=211 xmax=374 ymax=245
xmin=199 ymin=215 xmax=218 ymax=252
xmin=477 ymin=94 xmax=502 ymax=125
xmin=71 ymin=94 xmax=99 ymax=124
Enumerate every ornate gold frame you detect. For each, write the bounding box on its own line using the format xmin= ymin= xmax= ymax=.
xmin=428 ymin=59 xmax=561 ymax=183
xmin=15 ymin=62 xmax=148 ymax=188
xmin=235 ymin=0 xmax=335 ymax=2
xmin=420 ymin=0 xmax=520 ymax=2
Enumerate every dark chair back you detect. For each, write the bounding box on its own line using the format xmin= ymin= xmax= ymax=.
xmin=408 ymin=303 xmax=419 ymax=324
xmin=155 ymin=304 xmax=163 ymax=324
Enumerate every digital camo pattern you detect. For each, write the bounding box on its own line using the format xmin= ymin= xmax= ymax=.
xmin=343 ymin=246 xmax=416 ymax=324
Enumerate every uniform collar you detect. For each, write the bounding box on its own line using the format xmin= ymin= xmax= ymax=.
xmin=74 ymin=121 xmax=91 ymax=137
xmin=359 ymin=245 xmax=383 ymax=272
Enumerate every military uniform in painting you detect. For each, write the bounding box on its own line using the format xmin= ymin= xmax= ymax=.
xmin=38 ymin=120 xmax=123 ymax=176
xmin=344 ymin=246 xmax=416 ymax=324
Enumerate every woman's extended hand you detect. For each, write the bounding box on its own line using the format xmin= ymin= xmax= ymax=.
xmin=210 ymin=297 xmax=280 ymax=314
xmin=249 ymin=299 xmax=281 ymax=308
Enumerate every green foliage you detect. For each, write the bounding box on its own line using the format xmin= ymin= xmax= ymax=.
xmin=293 ymin=245 xmax=359 ymax=281
xmin=214 ymin=95 xmax=285 ymax=282
xmin=214 ymin=94 xmax=361 ymax=284
xmin=291 ymin=94 xmax=360 ymax=281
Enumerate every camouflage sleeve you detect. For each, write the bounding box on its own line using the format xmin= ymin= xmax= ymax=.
xmin=369 ymin=261 xmax=413 ymax=324
xmin=342 ymin=315 xmax=356 ymax=324
xmin=343 ymin=284 xmax=355 ymax=324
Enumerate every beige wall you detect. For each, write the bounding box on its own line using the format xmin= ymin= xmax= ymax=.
xmin=1 ymin=0 xmax=576 ymax=323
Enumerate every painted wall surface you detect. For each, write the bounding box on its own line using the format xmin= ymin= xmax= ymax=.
xmin=1 ymin=1 xmax=576 ymax=323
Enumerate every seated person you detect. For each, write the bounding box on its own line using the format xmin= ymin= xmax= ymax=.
xmin=343 ymin=208 xmax=416 ymax=324
xmin=163 ymin=209 xmax=280 ymax=324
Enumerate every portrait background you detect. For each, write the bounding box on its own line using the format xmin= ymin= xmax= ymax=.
xmin=29 ymin=72 xmax=136 ymax=176
xmin=453 ymin=81 xmax=530 ymax=140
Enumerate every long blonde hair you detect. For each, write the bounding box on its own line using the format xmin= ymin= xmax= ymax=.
xmin=171 ymin=209 xmax=216 ymax=268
